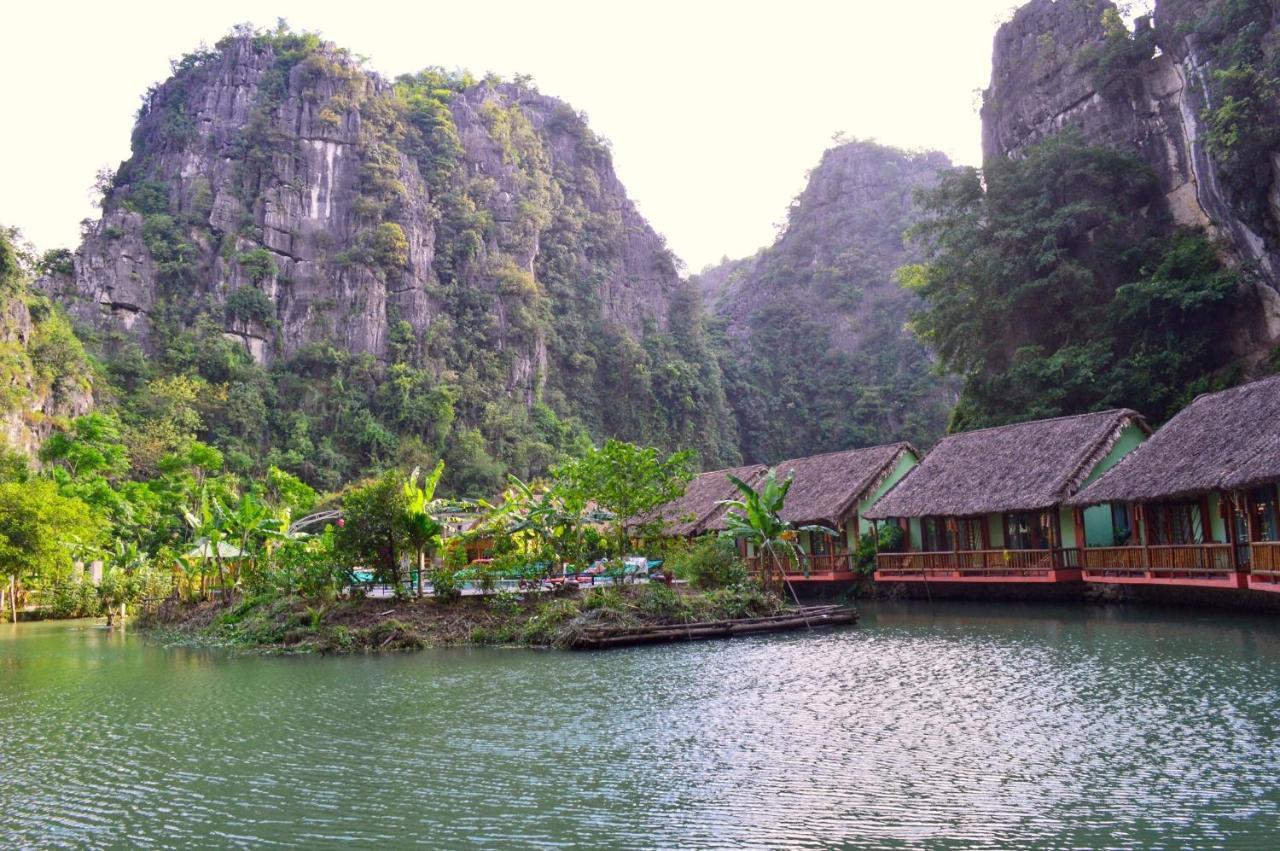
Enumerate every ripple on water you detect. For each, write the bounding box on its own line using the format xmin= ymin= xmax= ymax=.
xmin=3 ymin=604 xmax=1280 ymax=848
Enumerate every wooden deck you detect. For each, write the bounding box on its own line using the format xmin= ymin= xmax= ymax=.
xmin=873 ymin=549 xmax=1082 ymax=583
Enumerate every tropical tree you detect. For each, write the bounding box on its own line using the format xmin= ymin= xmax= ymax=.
xmin=718 ymin=468 xmax=834 ymax=602
xmin=0 ymin=479 xmax=104 ymax=621
xmin=554 ymin=440 xmax=693 ymax=556
xmin=403 ymin=461 xmax=447 ymax=596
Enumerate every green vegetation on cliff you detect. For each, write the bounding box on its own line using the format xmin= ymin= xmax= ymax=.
xmin=902 ymin=132 xmax=1242 ymax=431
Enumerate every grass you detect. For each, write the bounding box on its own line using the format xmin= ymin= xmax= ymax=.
xmin=140 ymin=582 xmax=794 ymax=654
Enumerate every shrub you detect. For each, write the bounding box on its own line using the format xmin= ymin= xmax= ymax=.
xmin=236 ymin=248 xmax=278 ymax=283
xmin=225 ymin=286 xmax=277 ymax=327
xmin=635 ymin=582 xmax=690 ymax=621
xmin=45 ymin=581 xmax=100 ymax=619
xmin=521 ymin=598 xmax=580 ymax=644
xmin=855 ymin=524 xmax=903 ymax=574
xmin=667 ymin=536 xmax=746 ymax=589
xmin=429 ymin=565 xmax=462 ymax=602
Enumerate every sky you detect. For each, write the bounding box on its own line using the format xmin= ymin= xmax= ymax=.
xmin=1 ymin=0 xmax=1023 ymax=271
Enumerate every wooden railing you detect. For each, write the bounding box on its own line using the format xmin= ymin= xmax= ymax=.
xmin=1081 ymin=543 xmax=1234 ymax=578
xmin=1251 ymin=542 xmax=1280 ymax=577
xmin=746 ymin=552 xmax=856 ymax=577
xmin=875 ymin=549 xmax=1076 ymax=578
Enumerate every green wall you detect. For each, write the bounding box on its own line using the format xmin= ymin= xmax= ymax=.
xmin=856 ymin=450 xmax=920 ymax=540
xmin=895 ymin=421 xmax=1150 ymax=552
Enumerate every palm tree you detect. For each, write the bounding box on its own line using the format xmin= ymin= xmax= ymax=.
xmin=403 ymin=461 xmax=447 ymax=597
xmin=718 ymin=468 xmax=835 ymax=603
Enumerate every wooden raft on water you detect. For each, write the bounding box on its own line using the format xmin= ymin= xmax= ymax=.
xmin=568 ymin=604 xmax=857 ymax=650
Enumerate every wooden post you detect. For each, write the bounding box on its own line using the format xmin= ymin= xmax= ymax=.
xmin=1135 ymin=503 xmax=1151 ymax=575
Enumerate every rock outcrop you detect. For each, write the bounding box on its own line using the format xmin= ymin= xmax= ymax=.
xmin=40 ymin=28 xmax=739 ymax=474
xmin=1 ymin=254 xmax=93 ymax=457
xmin=981 ymin=0 xmax=1280 ymax=359
xmin=697 ymin=140 xmax=955 ymax=462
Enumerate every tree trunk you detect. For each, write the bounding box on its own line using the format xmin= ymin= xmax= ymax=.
xmin=418 ymin=549 xmax=425 ymax=597
xmin=9 ymin=575 xmax=16 ymax=624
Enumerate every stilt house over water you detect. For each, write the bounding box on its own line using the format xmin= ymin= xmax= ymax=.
xmin=863 ymin=410 xmax=1149 ymax=583
xmin=642 ymin=443 xmax=919 ymax=583
xmin=1068 ymin=374 xmax=1280 ymax=591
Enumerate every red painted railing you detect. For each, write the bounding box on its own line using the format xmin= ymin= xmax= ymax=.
xmin=875 ymin=548 xmax=1077 ymax=578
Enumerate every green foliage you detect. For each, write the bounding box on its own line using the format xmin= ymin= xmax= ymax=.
xmin=0 ymin=479 xmax=105 ymax=586
xmin=1076 ymin=8 xmax=1156 ymax=94
xmin=37 ymin=248 xmax=75 ymax=277
xmin=719 ymin=468 xmax=834 ymax=589
xmin=554 ymin=439 xmax=693 ymax=551
xmin=334 ymin=470 xmax=408 ymax=587
xmin=702 ymin=144 xmax=952 ymax=461
xmin=905 ymin=131 xmax=1241 ymax=430
xmin=236 ymin=248 xmax=277 ymax=283
xmin=855 ymin=523 xmax=903 ymax=574
xmin=225 ymin=286 xmax=277 ymax=327
xmin=667 ymin=535 xmax=746 ymax=589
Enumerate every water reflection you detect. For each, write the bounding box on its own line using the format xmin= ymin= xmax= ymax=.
xmin=3 ymin=603 xmax=1280 ymax=848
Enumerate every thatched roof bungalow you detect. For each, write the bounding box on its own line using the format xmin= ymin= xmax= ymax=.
xmin=631 ymin=464 xmax=768 ymax=538
xmin=1068 ymin=375 xmax=1280 ymax=591
xmin=641 ymin=443 xmax=920 ymax=582
xmin=864 ymin=409 xmax=1149 ymax=583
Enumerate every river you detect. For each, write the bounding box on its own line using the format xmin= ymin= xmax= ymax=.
xmin=3 ymin=601 xmax=1280 ymax=849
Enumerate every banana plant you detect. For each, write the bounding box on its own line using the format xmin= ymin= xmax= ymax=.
xmin=181 ymin=486 xmax=231 ymax=602
xmin=403 ymin=461 xmax=447 ymax=597
xmin=718 ymin=468 xmax=836 ymax=603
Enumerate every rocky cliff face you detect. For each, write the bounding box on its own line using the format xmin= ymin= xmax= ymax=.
xmin=982 ymin=0 xmax=1280 ymax=360
xmin=40 ymin=28 xmax=739 ymax=478
xmin=697 ymin=141 xmax=955 ymax=462
xmin=1 ymin=240 xmax=93 ymax=458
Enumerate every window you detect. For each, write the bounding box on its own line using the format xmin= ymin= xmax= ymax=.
xmin=1111 ymin=504 xmax=1132 ymax=545
xmin=922 ymin=517 xmax=952 ymax=552
xmin=1146 ymin=502 xmax=1200 ymax=545
xmin=810 ymin=530 xmax=830 ymax=555
xmin=1249 ymin=487 xmax=1279 ymax=542
xmin=1004 ymin=512 xmax=1050 ymax=550
xmin=956 ymin=517 xmax=984 ymax=551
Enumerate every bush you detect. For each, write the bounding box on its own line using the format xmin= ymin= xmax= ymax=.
xmin=45 ymin=581 xmax=100 ymax=619
xmin=521 ymin=598 xmax=580 ymax=644
xmin=635 ymin=582 xmax=690 ymax=621
xmin=667 ymin=536 xmax=746 ymax=589
xmin=429 ymin=565 xmax=462 ymax=602
xmin=855 ymin=524 xmax=903 ymax=574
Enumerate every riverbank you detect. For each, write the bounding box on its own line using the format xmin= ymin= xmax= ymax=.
xmin=138 ymin=582 xmax=826 ymax=653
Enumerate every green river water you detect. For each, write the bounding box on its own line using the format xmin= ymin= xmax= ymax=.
xmin=3 ymin=601 xmax=1280 ymax=849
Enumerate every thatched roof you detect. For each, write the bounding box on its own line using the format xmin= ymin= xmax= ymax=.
xmin=1071 ymin=375 xmax=1280 ymax=505
xmin=632 ymin=464 xmax=767 ymax=536
xmin=771 ymin=443 xmax=918 ymax=527
xmin=640 ymin=442 xmax=917 ymax=535
xmin=864 ymin=409 xmax=1146 ymax=519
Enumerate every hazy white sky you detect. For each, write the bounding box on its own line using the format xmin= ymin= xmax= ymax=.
xmin=2 ymin=0 xmax=1022 ymax=270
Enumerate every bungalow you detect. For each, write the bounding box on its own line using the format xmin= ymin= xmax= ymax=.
xmin=657 ymin=443 xmax=920 ymax=582
xmin=1068 ymin=374 xmax=1280 ymax=591
xmin=631 ymin=463 xmax=769 ymax=538
xmin=864 ymin=409 xmax=1149 ymax=583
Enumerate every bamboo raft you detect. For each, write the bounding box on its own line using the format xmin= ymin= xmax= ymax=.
xmin=568 ymin=604 xmax=858 ymax=650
